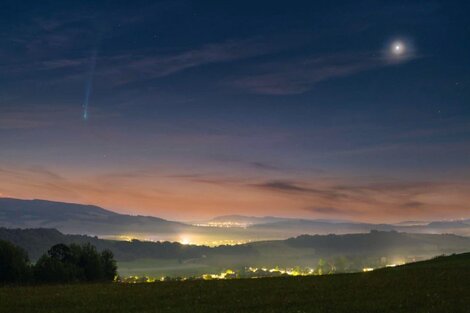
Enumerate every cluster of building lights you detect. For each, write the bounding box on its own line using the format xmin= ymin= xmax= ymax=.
xmin=118 ymin=260 xmax=409 ymax=284
xmin=118 ymin=266 xmax=323 ymax=283
xmin=205 ymin=239 xmax=250 ymax=246
xmin=179 ymin=237 xmax=250 ymax=246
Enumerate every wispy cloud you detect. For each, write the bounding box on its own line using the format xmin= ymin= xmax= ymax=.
xmin=94 ymin=38 xmax=282 ymax=86
xmin=256 ymin=179 xmax=443 ymax=200
xmin=249 ymin=162 xmax=281 ymax=171
xmin=230 ymin=52 xmax=413 ymax=95
xmin=254 ymin=180 xmax=350 ymax=200
xmin=257 ymin=180 xmax=316 ymax=193
xmin=168 ymin=173 xmax=250 ymax=186
xmin=251 ymin=178 xmax=470 ymax=219
xmin=305 ymin=206 xmax=361 ymax=216
xmin=2 ymin=37 xmax=283 ymax=89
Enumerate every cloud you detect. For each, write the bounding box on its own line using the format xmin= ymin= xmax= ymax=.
xmin=257 ymin=180 xmax=314 ymax=193
xmin=26 ymin=166 xmax=66 ymax=181
xmin=40 ymin=58 xmax=89 ymax=70
xmin=250 ymin=178 xmax=470 ymax=220
xmin=0 ymin=166 xmax=167 ymax=211
xmin=184 ymin=175 xmax=249 ymax=186
xmin=96 ymin=38 xmax=280 ymax=86
xmin=3 ymin=37 xmax=282 ymax=89
xmin=305 ymin=206 xmax=360 ymax=216
xmin=255 ymin=180 xmax=347 ymax=200
xmin=250 ymin=162 xmax=280 ymax=171
xmin=210 ymin=154 xmax=284 ymax=172
xmin=230 ymin=52 xmax=413 ymax=95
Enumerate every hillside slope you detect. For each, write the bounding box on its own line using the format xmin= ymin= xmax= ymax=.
xmin=1 ymin=252 xmax=469 ymax=313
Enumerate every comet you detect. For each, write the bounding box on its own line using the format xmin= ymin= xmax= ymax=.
xmin=82 ymin=50 xmax=97 ymax=121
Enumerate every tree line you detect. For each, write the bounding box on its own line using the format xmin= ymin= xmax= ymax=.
xmin=0 ymin=239 xmax=117 ymax=284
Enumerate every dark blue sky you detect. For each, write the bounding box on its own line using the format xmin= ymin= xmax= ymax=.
xmin=1 ymin=0 xmax=469 ymax=221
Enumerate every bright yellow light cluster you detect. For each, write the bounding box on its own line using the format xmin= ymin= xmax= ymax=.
xmin=118 ymin=259 xmax=409 ymax=283
xmin=247 ymin=266 xmax=315 ymax=276
xmin=202 ymin=269 xmax=236 ymax=280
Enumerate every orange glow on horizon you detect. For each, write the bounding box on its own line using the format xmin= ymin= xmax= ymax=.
xmin=1 ymin=165 xmax=470 ymax=223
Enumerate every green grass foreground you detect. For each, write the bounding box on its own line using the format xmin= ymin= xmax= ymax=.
xmin=1 ymin=253 xmax=469 ymax=313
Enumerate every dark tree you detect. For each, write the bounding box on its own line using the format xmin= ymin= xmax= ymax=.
xmin=34 ymin=244 xmax=82 ymax=283
xmin=34 ymin=254 xmax=81 ymax=283
xmin=75 ymin=243 xmax=103 ymax=281
xmin=101 ymin=249 xmax=117 ymax=281
xmin=0 ymin=240 xmax=31 ymax=283
xmin=48 ymin=243 xmax=73 ymax=263
xmin=34 ymin=242 xmax=117 ymax=283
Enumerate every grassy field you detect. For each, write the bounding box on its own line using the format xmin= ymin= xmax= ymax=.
xmin=1 ymin=253 xmax=469 ymax=313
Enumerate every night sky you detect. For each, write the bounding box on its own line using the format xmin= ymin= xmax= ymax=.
xmin=1 ymin=1 xmax=469 ymax=222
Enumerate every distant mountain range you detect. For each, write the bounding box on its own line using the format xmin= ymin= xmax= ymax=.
xmin=207 ymin=214 xmax=470 ymax=237
xmin=1 ymin=198 xmax=470 ymax=243
xmin=0 ymin=198 xmax=190 ymax=236
xmin=206 ymin=215 xmax=351 ymax=225
xmin=206 ymin=215 xmax=288 ymax=225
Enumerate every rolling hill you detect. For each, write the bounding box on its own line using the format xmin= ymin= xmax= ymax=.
xmin=1 ymin=252 xmax=469 ymax=313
